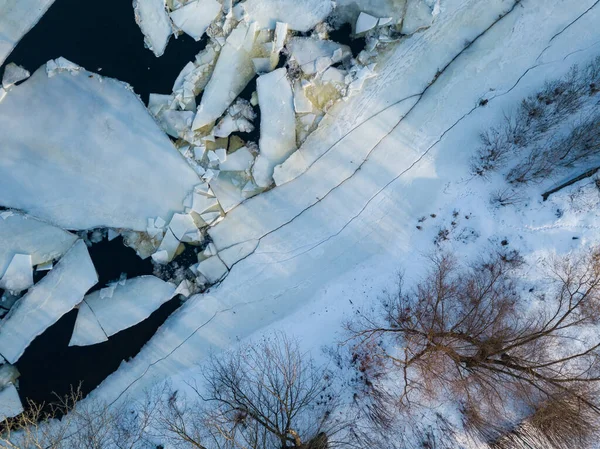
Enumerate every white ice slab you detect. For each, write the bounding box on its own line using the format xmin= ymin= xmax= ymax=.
xmin=0 ymin=240 xmax=97 ymax=363
xmin=2 ymin=63 xmax=30 ymax=89
xmin=253 ymin=68 xmax=296 ymax=187
xmin=0 ymin=212 xmax=77 ymax=278
xmin=133 ymin=0 xmax=173 ymax=57
xmin=197 ymin=256 xmax=228 ymax=282
xmin=170 ymin=0 xmax=222 ymax=41
xmin=192 ymin=22 xmax=258 ymax=130
xmin=287 ymin=37 xmax=350 ymax=75
xmin=209 ymin=174 xmax=246 ymax=212
xmin=236 ymin=0 xmax=334 ymax=31
xmin=0 ymin=65 xmax=199 ymax=232
xmin=402 ymin=0 xmax=435 ymax=35
xmin=0 ymin=383 xmax=23 ymax=420
xmin=0 ymin=254 xmax=33 ymax=293
xmin=69 ymin=276 xmax=176 ymax=347
xmin=0 ymin=0 xmax=56 ymax=67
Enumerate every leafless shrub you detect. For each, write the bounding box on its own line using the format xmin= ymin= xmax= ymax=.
xmin=490 ymin=188 xmax=525 ymax=207
xmin=346 ymin=248 xmax=600 ymax=443
xmin=470 ymin=56 xmax=600 ymax=179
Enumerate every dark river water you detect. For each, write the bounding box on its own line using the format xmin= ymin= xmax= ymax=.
xmin=1 ymin=0 xmax=201 ymax=408
xmin=1 ymin=0 xmax=206 ymax=104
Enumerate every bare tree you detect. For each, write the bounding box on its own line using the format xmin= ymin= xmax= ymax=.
xmin=157 ymin=333 xmax=352 ymax=449
xmin=347 ymin=249 xmax=600 ymax=440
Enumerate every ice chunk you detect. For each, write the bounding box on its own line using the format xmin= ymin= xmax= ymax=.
xmin=0 ymin=212 xmax=78 ymax=278
xmin=152 ymin=230 xmax=181 ymax=264
xmin=170 ymin=0 xmax=222 ymax=41
xmin=69 ymin=276 xmax=176 ymax=346
xmin=0 ymin=384 xmax=23 ymax=420
xmin=0 ymin=0 xmax=56 ymax=67
xmin=169 ymin=213 xmax=201 ymax=242
xmin=0 ymin=66 xmax=199 ymax=232
xmin=68 ymin=301 xmax=108 ymax=347
xmin=293 ymin=80 xmax=314 ymax=113
xmin=192 ymin=192 xmax=219 ymax=214
xmin=148 ymin=93 xmax=174 ymax=116
xmin=287 ymin=37 xmax=350 ymax=75
xmin=237 ymin=0 xmax=333 ymax=31
xmin=0 ymin=254 xmax=33 ymax=293
xmin=321 ymin=67 xmax=346 ymax=85
xmin=45 ymin=57 xmax=82 ymax=78
xmin=36 ymin=261 xmax=53 ymax=271
xmin=0 ymin=240 xmax=98 ymax=363
xmin=355 ymin=12 xmax=378 ymax=34
xmin=209 ymin=174 xmax=246 ymax=212
xmin=172 ymin=61 xmax=195 ymax=92
xmin=157 ymin=110 xmax=195 ymax=138
xmin=197 ymin=255 xmax=228 ymax=282
xmin=2 ymin=63 xmax=30 ymax=89
xmin=402 ymin=0 xmax=435 ymax=35
xmin=133 ymin=0 xmax=173 ymax=57
xmin=252 ymin=68 xmax=296 ymax=187
xmin=192 ymin=22 xmax=258 ymax=130
xmin=174 ymin=279 xmax=193 ymax=298
xmin=219 ymin=146 xmax=254 ymax=171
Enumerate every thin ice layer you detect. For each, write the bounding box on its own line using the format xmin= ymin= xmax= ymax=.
xmin=0 ymin=65 xmax=199 ymax=231
xmin=0 ymin=240 xmax=98 ymax=363
xmin=0 ymin=212 xmax=78 ymax=277
xmin=0 ymin=0 xmax=56 ymax=66
xmin=69 ymin=276 xmax=176 ymax=346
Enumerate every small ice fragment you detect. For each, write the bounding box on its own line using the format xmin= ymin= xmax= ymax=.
xmin=378 ymin=17 xmax=393 ymax=26
xmin=0 ymin=254 xmax=33 ymax=292
xmin=204 ymin=242 xmax=218 ymax=256
xmin=193 ymin=146 xmax=207 ymax=160
xmin=293 ymin=80 xmax=313 ymax=113
xmin=107 ymin=229 xmax=119 ymax=241
xmin=355 ymin=12 xmax=378 ymax=34
xmin=133 ymin=0 xmax=173 ymax=57
xmin=215 ymin=148 xmax=227 ymax=163
xmin=154 ymin=217 xmax=166 ymax=228
xmin=0 ymin=384 xmax=23 ymax=420
xmin=168 ymin=213 xmax=198 ymax=240
xmin=2 ymin=63 xmax=30 ymax=89
xmin=99 ymin=285 xmax=116 ymax=299
xmin=151 ymin=249 xmax=169 ymax=264
xmin=36 ymin=261 xmax=53 ymax=271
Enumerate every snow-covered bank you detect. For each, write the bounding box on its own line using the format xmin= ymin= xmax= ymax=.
xmin=0 ymin=0 xmax=55 ymax=66
xmin=0 ymin=62 xmax=200 ymax=232
xmin=81 ymin=0 xmax=600 ymax=409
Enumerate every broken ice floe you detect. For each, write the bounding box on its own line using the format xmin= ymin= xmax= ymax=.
xmin=170 ymin=0 xmax=222 ymax=41
xmin=0 ymin=240 xmax=98 ymax=363
xmin=287 ymin=37 xmax=351 ymax=75
xmin=252 ymin=68 xmax=297 ymax=187
xmin=197 ymin=255 xmax=228 ymax=283
xmin=46 ymin=57 xmax=83 ymax=77
xmin=1 ymin=63 xmax=30 ymax=89
xmin=213 ymin=98 xmax=256 ymax=137
xmin=192 ymin=21 xmax=259 ymax=130
xmin=402 ymin=0 xmax=440 ymax=35
xmin=0 ymin=212 xmax=78 ymax=292
xmin=69 ymin=276 xmax=176 ymax=347
xmin=0 ymin=0 xmax=56 ymax=67
xmin=0 ymin=63 xmax=199 ymax=232
xmin=133 ymin=0 xmax=173 ymax=57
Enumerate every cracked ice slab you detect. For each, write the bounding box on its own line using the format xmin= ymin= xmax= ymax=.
xmin=0 ymin=240 xmax=97 ymax=363
xmin=80 ymin=0 xmax=600 ymax=407
xmin=133 ymin=0 xmax=173 ymax=57
xmin=252 ymin=68 xmax=296 ymax=188
xmin=0 ymin=64 xmax=199 ymax=232
xmin=0 ymin=212 xmax=77 ymax=278
xmin=0 ymin=0 xmax=55 ymax=67
xmin=69 ymin=276 xmax=176 ymax=347
xmin=192 ymin=22 xmax=258 ymax=130
xmin=287 ymin=37 xmax=351 ymax=75
xmin=235 ymin=0 xmax=334 ymax=31
xmin=0 ymin=384 xmax=23 ymax=420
